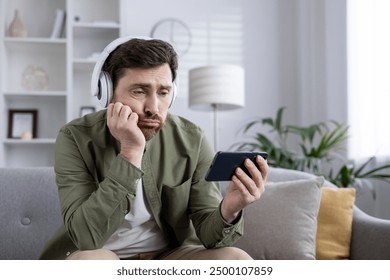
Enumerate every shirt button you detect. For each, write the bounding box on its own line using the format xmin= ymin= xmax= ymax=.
xmin=124 ymin=210 xmax=129 ymax=214
xmin=224 ymin=229 xmax=231 ymax=234
xmin=66 ymin=252 xmax=71 ymax=257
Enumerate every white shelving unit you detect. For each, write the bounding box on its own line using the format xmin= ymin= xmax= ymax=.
xmin=69 ymin=0 xmax=121 ymax=119
xmin=0 ymin=0 xmax=122 ymax=167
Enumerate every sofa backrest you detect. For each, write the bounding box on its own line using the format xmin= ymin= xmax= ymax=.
xmin=267 ymin=167 xmax=337 ymax=187
xmin=0 ymin=167 xmax=62 ymax=260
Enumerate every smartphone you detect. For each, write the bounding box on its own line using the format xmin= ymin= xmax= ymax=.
xmin=205 ymin=151 xmax=268 ymax=181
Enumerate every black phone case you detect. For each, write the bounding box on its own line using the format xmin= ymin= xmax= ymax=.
xmin=205 ymin=151 xmax=268 ymax=181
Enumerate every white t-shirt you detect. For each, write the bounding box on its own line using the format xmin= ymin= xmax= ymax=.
xmin=103 ymin=179 xmax=168 ymax=258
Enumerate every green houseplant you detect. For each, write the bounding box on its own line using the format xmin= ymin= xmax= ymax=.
xmin=232 ymin=107 xmax=390 ymax=197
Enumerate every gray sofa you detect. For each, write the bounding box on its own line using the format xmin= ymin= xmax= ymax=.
xmin=1 ymin=167 xmax=389 ymax=260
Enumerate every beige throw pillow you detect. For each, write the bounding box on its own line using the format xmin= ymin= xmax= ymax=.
xmin=236 ymin=177 xmax=323 ymax=259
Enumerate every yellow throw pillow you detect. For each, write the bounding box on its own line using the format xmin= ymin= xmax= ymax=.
xmin=316 ymin=187 xmax=356 ymax=260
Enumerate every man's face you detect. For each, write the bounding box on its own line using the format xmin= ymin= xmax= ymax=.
xmin=112 ymin=64 xmax=174 ymax=140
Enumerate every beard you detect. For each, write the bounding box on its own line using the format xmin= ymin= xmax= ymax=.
xmin=137 ymin=115 xmax=165 ymax=141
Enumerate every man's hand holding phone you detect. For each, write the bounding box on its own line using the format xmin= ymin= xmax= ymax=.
xmin=107 ymin=102 xmax=145 ymax=168
xmin=215 ymin=153 xmax=268 ymax=223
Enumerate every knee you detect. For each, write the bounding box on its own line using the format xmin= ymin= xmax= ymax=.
xmin=66 ymin=249 xmax=119 ymax=260
xmin=220 ymin=247 xmax=253 ymax=260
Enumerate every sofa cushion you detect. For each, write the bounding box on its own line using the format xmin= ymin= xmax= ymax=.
xmin=235 ymin=177 xmax=323 ymax=259
xmin=316 ymin=187 xmax=356 ymax=259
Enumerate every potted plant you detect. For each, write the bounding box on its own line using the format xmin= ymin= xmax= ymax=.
xmin=232 ymin=107 xmax=390 ymax=197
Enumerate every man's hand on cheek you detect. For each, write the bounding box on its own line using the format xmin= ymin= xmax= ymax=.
xmin=107 ymin=102 xmax=145 ymax=167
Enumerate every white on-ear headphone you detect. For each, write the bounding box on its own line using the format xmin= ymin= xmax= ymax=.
xmin=91 ymin=36 xmax=177 ymax=108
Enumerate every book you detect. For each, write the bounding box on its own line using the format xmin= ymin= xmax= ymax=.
xmin=50 ymin=9 xmax=66 ymax=38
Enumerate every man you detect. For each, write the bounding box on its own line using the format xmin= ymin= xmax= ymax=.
xmin=39 ymin=38 xmax=268 ymax=260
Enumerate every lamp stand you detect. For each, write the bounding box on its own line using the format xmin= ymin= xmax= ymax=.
xmin=212 ymin=104 xmax=219 ymax=151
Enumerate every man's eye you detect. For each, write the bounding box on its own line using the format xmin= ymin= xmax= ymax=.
xmin=133 ymin=90 xmax=144 ymax=95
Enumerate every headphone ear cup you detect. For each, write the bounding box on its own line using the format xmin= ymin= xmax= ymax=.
xmin=169 ymin=82 xmax=177 ymax=108
xmin=98 ymin=71 xmax=113 ymax=107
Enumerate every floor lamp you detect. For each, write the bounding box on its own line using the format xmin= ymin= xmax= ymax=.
xmin=188 ymin=64 xmax=245 ymax=151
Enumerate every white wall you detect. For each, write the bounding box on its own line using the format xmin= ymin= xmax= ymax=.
xmin=121 ymin=0 xmax=349 ymax=150
xmin=121 ymin=0 xmax=283 ymax=151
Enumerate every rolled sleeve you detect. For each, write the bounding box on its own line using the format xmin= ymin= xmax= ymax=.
xmin=106 ymin=154 xmax=144 ymax=195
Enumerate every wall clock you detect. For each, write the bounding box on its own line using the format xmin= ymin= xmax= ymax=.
xmin=150 ymin=18 xmax=192 ymax=56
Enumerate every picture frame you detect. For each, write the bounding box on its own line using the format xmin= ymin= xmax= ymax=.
xmin=8 ymin=109 xmax=38 ymax=139
xmin=80 ymin=106 xmax=95 ymax=117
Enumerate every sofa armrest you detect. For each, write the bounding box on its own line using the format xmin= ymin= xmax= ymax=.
xmin=350 ymin=206 xmax=390 ymax=259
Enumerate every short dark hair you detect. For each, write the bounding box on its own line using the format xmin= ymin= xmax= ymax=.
xmin=102 ymin=38 xmax=178 ymax=90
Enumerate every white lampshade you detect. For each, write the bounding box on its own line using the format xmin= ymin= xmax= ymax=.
xmin=188 ymin=64 xmax=245 ymax=111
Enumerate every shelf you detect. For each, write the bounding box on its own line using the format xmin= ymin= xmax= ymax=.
xmin=4 ymin=91 xmax=67 ymax=97
xmin=73 ymin=25 xmax=120 ymax=39
xmin=4 ymin=138 xmax=56 ymax=145
xmin=3 ymin=37 xmax=67 ymax=91
xmin=73 ymin=58 xmax=98 ymax=64
xmin=3 ymin=39 xmax=66 ymax=54
xmin=73 ymin=21 xmax=120 ymax=29
xmin=72 ymin=23 xmax=119 ymax=67
xmin=4 ymin=37 xmax=66 ymax=44
xmin=0 ymin=0 xmax=121 ymax=167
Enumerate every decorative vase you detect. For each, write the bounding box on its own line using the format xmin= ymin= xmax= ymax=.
xmin=8 ymin=9 xmax=28 ymax=37
xmin=22 ymin=65 xmax=49 ymax=91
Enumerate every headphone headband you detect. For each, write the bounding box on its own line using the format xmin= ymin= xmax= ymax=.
xmin=91 ymin=36 xmax=177 ymax=107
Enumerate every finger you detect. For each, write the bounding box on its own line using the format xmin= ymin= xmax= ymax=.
xmin=244 ymin=158 xmax=262 ymax=183
xmin=231 ymin=174 xmax=251 ymax=196
xmin=107 ymin=103 xmax=114 ymax=118
xmin=128 ymin=111 xmax=139 ymax=123
xmin=250 ymin=157 xmax=267 ymax=194
xmin=113 ymin=102 xmax=125 ymax=117
xmin=256 ymin=155 xmax=269 ymax=181
xmin=232 ymin=174 xmax=261 ymax=202
xmin=106 ymin=103 xmax=117 ymax=128
xmin=235 ymin=167 xmax=260 ymax=197
xmin=119 ymin=105 xmax=132 ymax=121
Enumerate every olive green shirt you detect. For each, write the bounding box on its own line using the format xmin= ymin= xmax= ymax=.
xmin=39 ymin=110 xmax=243 ymax=259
